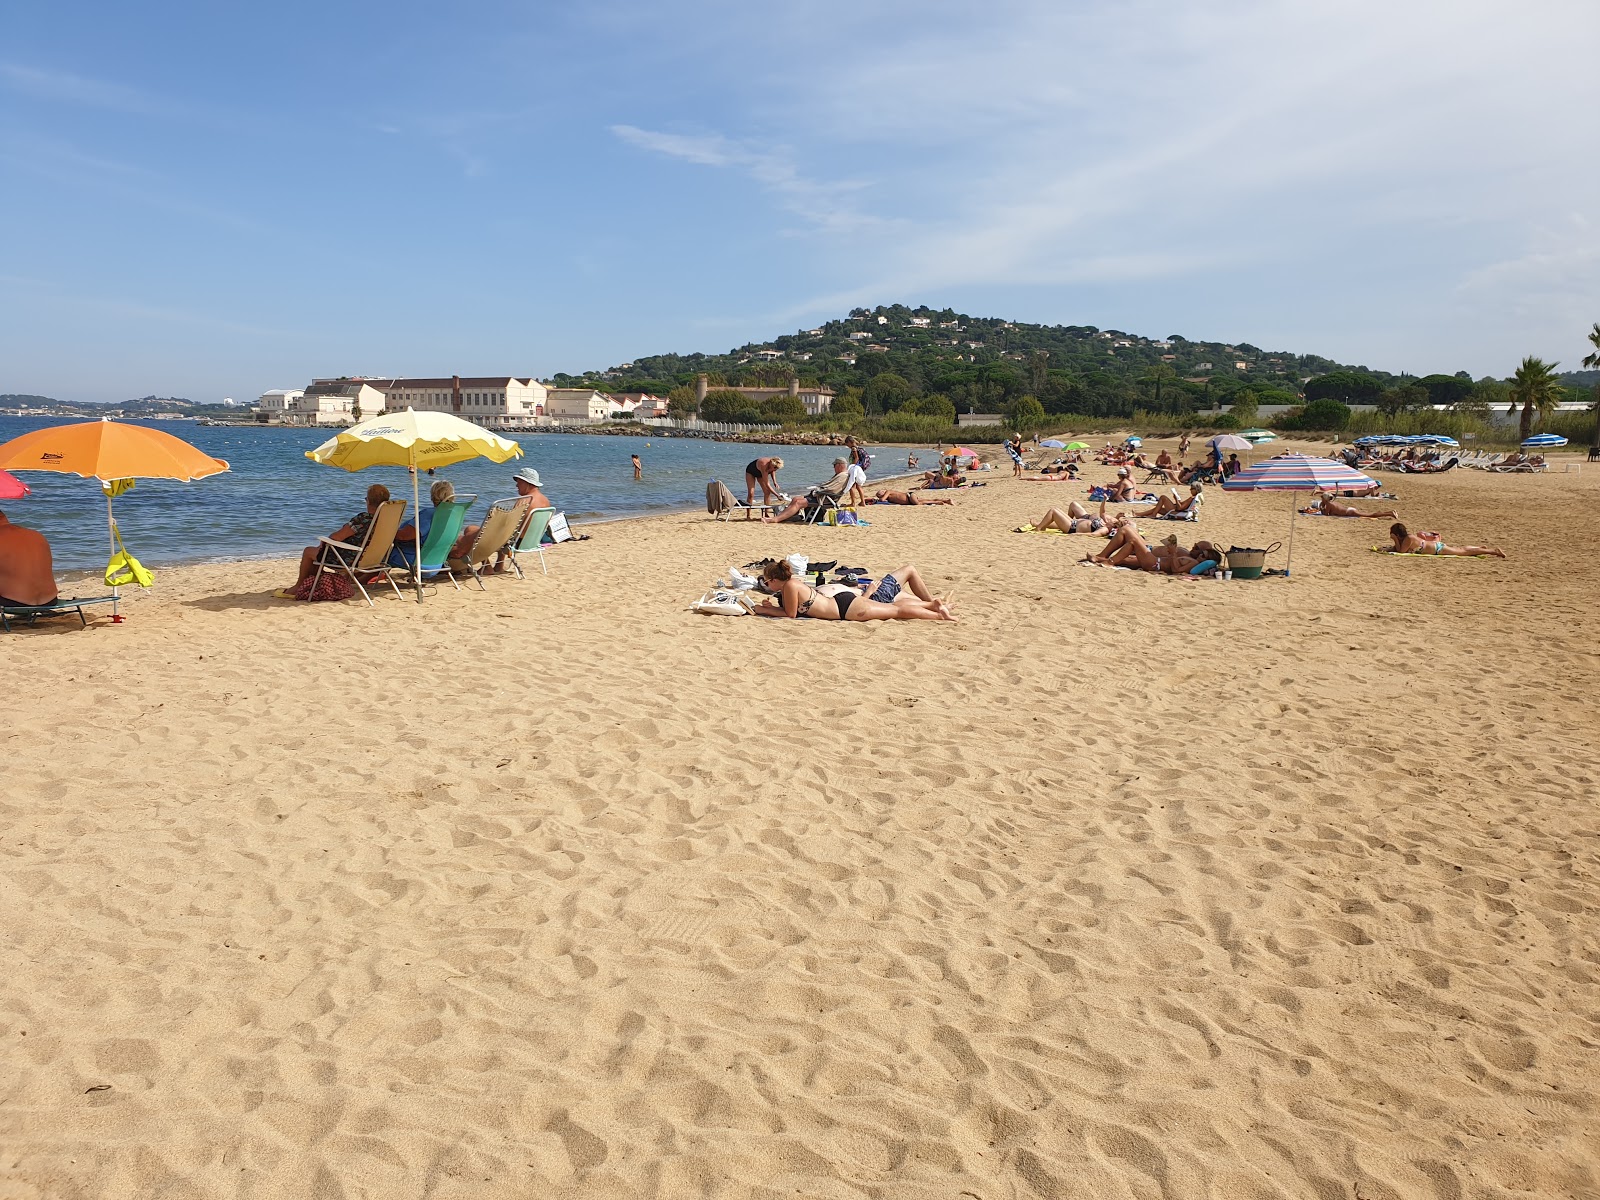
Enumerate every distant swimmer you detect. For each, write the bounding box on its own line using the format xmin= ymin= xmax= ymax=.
xmin=631 ymin=453 xmax=643 ymax=480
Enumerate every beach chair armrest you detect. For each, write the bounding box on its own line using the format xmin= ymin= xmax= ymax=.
xmin=318 ymin=536 xmax=361 ymax=551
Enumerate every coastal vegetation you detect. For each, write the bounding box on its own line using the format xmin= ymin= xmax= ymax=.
xmin=566 ymin=305 xmax=1599 ymax=444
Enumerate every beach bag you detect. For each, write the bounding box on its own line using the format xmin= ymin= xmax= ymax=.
xmin=691 ymin=588 xmax=751 ymax=616
xmin=545 ymin=512 xmax=574 ymax=543
xmin=1225 ymin=541 xmax=1281 ymax=580
xmin=291 ymin=572 xmax=357 ymax=602
xmin=104 ymin=525 xmax=154 ymax=589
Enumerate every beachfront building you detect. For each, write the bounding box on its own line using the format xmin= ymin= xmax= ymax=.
xmin=379 ymin=377 xmax=548 ymax=429
xmin=299 ymin=379 xmax=391 ymax=424
xmin=544 ymin=388 xmax=614 ymax=422
xmin=608 ymin=392 xmax=669 ymax=418
xmin=254 ymin=389 xmax=304 ymax=422
xmin=692 ymin=374 xmax=835 ymax=416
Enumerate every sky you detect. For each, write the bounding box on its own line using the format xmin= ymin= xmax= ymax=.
xmin=2 ymin=0 xmax=1597 ymax=403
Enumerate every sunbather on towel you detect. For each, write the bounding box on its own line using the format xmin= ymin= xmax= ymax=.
xmin=0 ymin=508 xmax=60 ymax=607
xmin=1386 ymin=523 xmax=1505 ymax=558
xmin=873 ymin=489 xmax=953 ymax=505
xmin=1087 ymin=528 xmax=1219 ymax=574
xmin=753 ymin=560 xmax=956 ymax=621
xmin=1301 ymin=493 xmax=1398 ymax=519
xmin=1133 ymin=484 xmax=1203 ymax=519
xmin=294 ymin=483 xmax=390 ymax=587
xmin=1024 ymin=500 xmax=1111 ymax=534
xmin=1105 ymin=468 xmax=1138 ymax=501
xmin=762 ymin=460 xmax=850 ymax=523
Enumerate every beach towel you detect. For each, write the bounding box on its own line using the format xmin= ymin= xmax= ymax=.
xmin=1012 ymin=524 xmax=1068 ymax=534
xmin=707 ymin=479 xmax=734 ymax=515
xmin=1087 ymin=486 xmax=1155 ymax=502
xmin=1368 ymin=546 xmax=1496 ymax=559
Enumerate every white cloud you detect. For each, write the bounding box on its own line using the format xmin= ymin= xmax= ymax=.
xmin=0 ymin=62 xmax=159 ymax=113
xmin=610 ymin=124 xmax=883 ymax=234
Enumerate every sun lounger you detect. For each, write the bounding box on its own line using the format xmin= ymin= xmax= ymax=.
xmin=1 ymin=595 xmax=119 ymax=632
xmin=446 ymin=498 xmax=525 ymax=590
xmin=707 ymin=479 xmax=779 ymax=521
xmin=313 ymin=498 xmax=406 ymax=607
xmin=506 ymin=505 xmax=556 ymax=578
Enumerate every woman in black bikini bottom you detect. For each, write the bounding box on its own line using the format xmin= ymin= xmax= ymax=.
xmin=752 ymin=561 xmax=956 ymax=622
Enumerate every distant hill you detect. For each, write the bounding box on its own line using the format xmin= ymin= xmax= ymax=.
xmin=554 ymin=304 xmax=1411 ymax=416
xmin=0 ymin=394 xmax=59 ymax=407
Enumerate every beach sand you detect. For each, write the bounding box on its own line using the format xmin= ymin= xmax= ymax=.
xmin=3 ymin=440 xmax=1597 ymax=1199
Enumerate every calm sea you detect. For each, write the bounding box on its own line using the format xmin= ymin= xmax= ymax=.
xmin=0 ymin=416 xmax=938 ymax=571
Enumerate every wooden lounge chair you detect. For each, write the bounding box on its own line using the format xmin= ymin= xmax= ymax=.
xmin=506 ymin=505 xmax=556 ymax=578
xmin=446 ymin=498 xmax=525 ymax=590
xmin=1 ymin=595 xmax=119 ymax=632
xmin=313 ymin=498 xmax=406 ymax=607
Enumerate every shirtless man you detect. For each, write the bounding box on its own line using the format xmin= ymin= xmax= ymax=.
xmin=873 ymin=489 xmax=953 ymax=506
xmin=762 ymin=461 xmax=849 ymax=523
xmin=0 ymin=509 xmax=61 ymax=606
xmin=1306 ymin=492 xmax=1399 ymax=519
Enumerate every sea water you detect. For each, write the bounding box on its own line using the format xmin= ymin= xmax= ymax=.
xmin=0 ymin=416 xmax=941 ymax=571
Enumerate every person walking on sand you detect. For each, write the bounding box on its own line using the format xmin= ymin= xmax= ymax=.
xmin=744 ymin=456 xmax=784 ymax=505
xmin=631 ymin=453 xmax=643 ymax=480
xmin=0 ymin=508 xmax=61 ymax=607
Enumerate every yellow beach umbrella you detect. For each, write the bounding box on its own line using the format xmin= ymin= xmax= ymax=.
xmin=306 ymin=408 xmax=523 ymax=602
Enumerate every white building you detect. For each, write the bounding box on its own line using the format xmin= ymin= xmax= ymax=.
xmin=380 ymin=377 xmax=548 ymax=428
xmin=544 ymin=388 xmax=613 ymax=422
xmin=256 ymin=389 xmax=304 ymax=419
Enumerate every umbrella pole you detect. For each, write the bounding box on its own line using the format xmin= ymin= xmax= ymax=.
xmin=1286 ymin=493 xmax=1297 ymax=579
xmin=412 ymin=453 xmax=423 ymax=604
xmin=106 ymin=491 xmax=122 ymax=621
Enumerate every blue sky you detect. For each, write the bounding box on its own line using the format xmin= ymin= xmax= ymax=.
xmin=2 ymin=0 xmax=1597 ymax=403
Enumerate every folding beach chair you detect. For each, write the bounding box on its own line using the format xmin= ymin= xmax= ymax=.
xmin=446 ymin=498 xmax=525 ymax=590
xmin=313 ymin=499 xmax=406 ymax=607
xmin=1 ymin=595 xmax=119 ymax=632
xmin=392 ymin=496 xmax=475 ymax=593
xmin=802 ymin=493 xmax=856 ymax=525
xmin=707 ymin=479 xmax=778 ymax=521
xmin=506 ymin=505 xmax=556 ymax=578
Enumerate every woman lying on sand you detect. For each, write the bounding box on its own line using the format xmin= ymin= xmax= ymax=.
xmin=1387 ymin=523 xmax=1505 ymax=558
xmin=1086 ymin=528 xmax=1222 ymax=575
xmin=1301 ymin=493 xmax=1399 ymax=519
xmin=871 ymin=489 xmax=954 ymax=505
xmin=1020 ymin=500 xmax=1112 ymax=534
xmin=753 ymin=560 xmax=957 ymax=622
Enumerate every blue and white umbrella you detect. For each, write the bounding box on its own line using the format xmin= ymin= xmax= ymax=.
xmin=1416 ymin=435 xmax=1459 ymax=446
xmin=1039 ymin=439 xmax=1065 ymax=448
xmin=1522 ymin=433 xmax=1567 ymax=448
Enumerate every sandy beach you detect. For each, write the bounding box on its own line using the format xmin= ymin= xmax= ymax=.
xmin=3 ymin=439 xmax=1597 ymax=1199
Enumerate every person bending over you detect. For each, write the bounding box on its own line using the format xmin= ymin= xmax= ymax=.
xmin=744 ymin=456 xmax=785 ymax=505
xmin=1387 ymin=523 xmax=1505 ymax=558
xmin=762 ymin=460 xmax=849 ymax=523
xmin=1303 ymin=493 xmax=1398 ymax=519
xmin=753 ymin=560 xmax=956 ymax=622
xmin=294 ymin=483 xmax=390 ymax=587
xmin=873 ymin=488 xmax=954 ymax=505
xmin=0 ymin=508 xmax=61 ymax=607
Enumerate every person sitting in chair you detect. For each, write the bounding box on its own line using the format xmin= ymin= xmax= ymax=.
xmin=762 ymin=460 xmax=850 ymax=523
xmin=1133 ymin=483 xmax=1204 ymax=519
xmin=293 ymin=483 xmax=390 ymax=589
xmin=0 ymin=509 xmax=61 ymax=607
xmin=392 ymin=479 xmax=480 ymax=567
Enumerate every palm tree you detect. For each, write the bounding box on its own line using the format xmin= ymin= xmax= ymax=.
xmin=1509 ymin=356 xmax=1562 ymax=440
xmin=1583 ymin=322 xmax=1600 ymax=448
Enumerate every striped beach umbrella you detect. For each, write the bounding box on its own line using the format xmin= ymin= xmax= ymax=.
xmin=1416 ymin=435 xmax=1459 ymax=446
xmin=1521 ymin=433 xmax=1567 ymax=448
xmin=1222 ymin=454 xmax=1379 ymax=578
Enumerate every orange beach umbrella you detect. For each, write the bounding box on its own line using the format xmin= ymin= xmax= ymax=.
xmin=0 ymin=418 xmax=230 ymax=620
xmin=0 ymin=417 xmax=229 ymax=482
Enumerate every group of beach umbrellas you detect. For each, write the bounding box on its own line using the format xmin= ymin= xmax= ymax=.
xmin=1353 ymin=434 xmax=1459 ymax=448
xmin=0 ymin=408 xmax=523 ymax=617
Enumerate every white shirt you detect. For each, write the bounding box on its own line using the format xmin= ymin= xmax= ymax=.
xmin=846 ymin=464 xmax=867 ymax=490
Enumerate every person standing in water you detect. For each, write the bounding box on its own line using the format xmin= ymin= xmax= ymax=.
xmin=631 ymin=453 xmax=643 ymax=480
